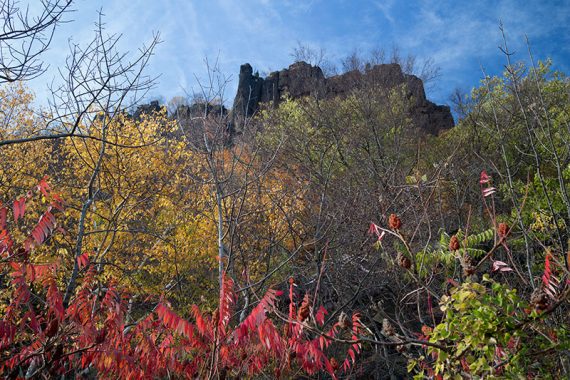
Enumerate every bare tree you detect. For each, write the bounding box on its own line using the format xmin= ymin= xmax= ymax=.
xmin=290 ymin=41 xmax=337 ymax=77
xmin=341 ymin=48 xmax=365 ymax=72
xmin=175 ymin=58 xmax=288 ymax=312
xmin=0 ymin=13 xmax=160 ymax=148
xmin=54 ymin=16 xmax=160 ymax=305
xmin=389 ymin=45 xmax=440 ymax=87
xmin=339 ymin=45 xmax=441 ymax=89
xmin=0 ymin=0 xmax=73 ymax=83
xmin=167 ymin=95 xmax=188 ymax=116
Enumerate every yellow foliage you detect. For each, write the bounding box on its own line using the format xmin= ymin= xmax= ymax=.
xmin=0 ymin=83 xmax=315 ymax=308
xmin=0 ymin=84 xmax=220 ymax=305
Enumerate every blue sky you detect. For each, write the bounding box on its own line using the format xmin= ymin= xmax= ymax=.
xmin=28 ymin=0 xmax=570 ymax=108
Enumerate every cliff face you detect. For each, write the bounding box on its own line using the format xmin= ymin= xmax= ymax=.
xmin=232 ymin=61 xmax=454 ymax=134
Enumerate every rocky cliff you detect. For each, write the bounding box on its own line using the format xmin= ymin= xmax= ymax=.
xmin=232 ymin=61 xmax=454 ymax=134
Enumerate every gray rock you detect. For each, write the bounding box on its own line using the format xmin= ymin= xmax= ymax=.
xmin=133 ymin=100 xmax=162 ymax=120
xmin=233 ymin=63 xmax=264 ymax=119
xmin=232 ymin=61 xmax=454 ymax=134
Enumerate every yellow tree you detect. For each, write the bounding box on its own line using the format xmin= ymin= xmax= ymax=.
xmin=0 ymin=83 xmax=223 ymax=312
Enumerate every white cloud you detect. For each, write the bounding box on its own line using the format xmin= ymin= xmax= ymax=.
xmin=374 ymin=0 xmax=395 ymax=24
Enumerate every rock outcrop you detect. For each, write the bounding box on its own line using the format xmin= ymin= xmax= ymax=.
xmin=232 ymin=61 xmax=454 ymax=134
xmin=133 ymin=100 xmax=162 ymax=120
xmin=174 ymin=102 xmax=228 ymax=119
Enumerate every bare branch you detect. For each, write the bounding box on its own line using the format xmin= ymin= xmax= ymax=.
xmin=0 ymin=0 xmax=74 ymax=83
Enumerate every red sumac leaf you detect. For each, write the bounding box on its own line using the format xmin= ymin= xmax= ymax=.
xmin=348 ymin=347 xmax=356 ymax=363
xmin=316 ymin=306 xmax=327 ymax=326
xmin=13 ymin=197 xmax=25 ymax=222
xmin=480 ymin=170 xmax=491 ymax=184
xmin=542 ymin=253 xmax=552 ymax=287
xmin=45 ymin=318 xmax=59 ymax=338
xmin=368 ymin=222 xmax=385 ymax=242
xmin=0 ymin=206 xmax=6 ymax=229
xmin=38 ymin=176 xmax=50 ymax=197
xmin=77 ymin=253 xmax=90 ymax=269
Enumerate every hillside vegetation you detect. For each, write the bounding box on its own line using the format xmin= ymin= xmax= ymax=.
xmin=0 ymin=2 xmax=569 ymax=379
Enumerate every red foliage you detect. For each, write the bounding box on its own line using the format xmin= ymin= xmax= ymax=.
xmin=542 ymin=253 xmax=552 ymax=287
xmin=368 ymin=222 xmax=386 ymax=242
xmin=479 ymin=170 xmax=491 ymax=184
xmin=541 ymin=252 xmax=562 ymax=299
xmin=0 ymin=180 xmax=363 ymax=379
xmin=480 ymin=170 xmax=496 ymax=197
